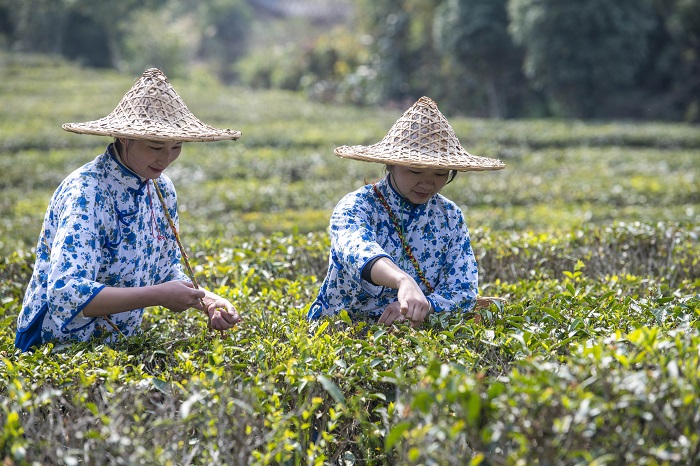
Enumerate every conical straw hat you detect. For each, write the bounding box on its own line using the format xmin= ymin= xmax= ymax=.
xmin=335 ymin=97 xmax=504 ymax=171
xmin=62 ymin=68 xmax=241 ymax=142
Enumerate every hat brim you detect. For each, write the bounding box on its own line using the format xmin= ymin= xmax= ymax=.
xmin=62 ymin=120 xmax=241 ymax=142
xmin=334 ymin=96 xmax=505 ymax=172
xmin=334 ymin=144 xmax=505 ymax=172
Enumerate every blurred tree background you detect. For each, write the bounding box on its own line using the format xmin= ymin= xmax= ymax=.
xmin=0 ymin=0 xmax=697 ymax=121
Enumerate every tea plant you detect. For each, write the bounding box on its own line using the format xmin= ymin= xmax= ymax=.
xmin=2 ymin=225 xmax=699 ymax=465
xmin=1 ymin=52 xmax=698 ymax=254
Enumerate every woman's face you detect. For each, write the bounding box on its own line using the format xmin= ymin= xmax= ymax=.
xmin=388 ymin=165 xmax=451 ymax=204
xmin=119 ymin=138 xmax=183 ymax=179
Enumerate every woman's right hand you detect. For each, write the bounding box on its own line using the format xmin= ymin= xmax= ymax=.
xmin=82 ymin=280 xmax=206 ymax=318
xmin=156 ymin=281 xmax=206 ymax=312
xmin=396 ymin=277 xmax=430 ymax=326
xmin=370 ymin=257 xmax=430 ymax=328
xmin=378 ymin=301 xmax=405 ymax=326
xmin=378 ymin=278 xmax=430 ymax=328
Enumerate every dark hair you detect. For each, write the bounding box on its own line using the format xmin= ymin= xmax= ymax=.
xmin=384 ymin=165 xmax=458 ymax=184
xmin=113 ymin=137 xmax=138 ymax=155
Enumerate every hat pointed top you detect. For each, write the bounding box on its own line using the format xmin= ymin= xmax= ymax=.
xmin=62 ymin=68 xmax=241 ymax=142
xmin=335 ymin=96 xmax=504 ymax=171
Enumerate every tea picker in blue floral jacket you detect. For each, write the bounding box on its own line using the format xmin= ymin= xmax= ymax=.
xmin=308 ymin=97 xmax=506 ymax=328
xmin=16 ymin=68 xmax=242 ymax=352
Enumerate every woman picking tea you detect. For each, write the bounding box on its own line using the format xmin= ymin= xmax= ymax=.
xmin=16 ymin=68 xmax=242 ymax=352
xmin=308 ymin=97 xmax=505 ymax=328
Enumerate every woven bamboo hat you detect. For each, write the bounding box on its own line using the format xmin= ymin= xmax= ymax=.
xmin=335 ymin=96 xmax=504 ymax=171
xmin=62 ymin=68 xmax=241 ymax=142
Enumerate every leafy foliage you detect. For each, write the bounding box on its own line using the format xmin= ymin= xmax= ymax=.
xmin=1 ymin=228 xmax=698 ymax=464
xmin=3 ymin=0 xmax=699 ymax=119
xmin=0 ymin=56 xmax=699 ymax=465
xmin=508 ymin=0 xmax=656 ymax=117
xmin=434 ymin=0 xmax=527 ymax=117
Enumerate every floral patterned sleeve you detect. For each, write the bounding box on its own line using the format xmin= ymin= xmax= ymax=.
xmin=44 ymin=181 xmax=107 ymax=334
xmin=329 ymin=190 xmax=391 ymax=280
xmin=427 ymin=209 xmax=478 ymax=313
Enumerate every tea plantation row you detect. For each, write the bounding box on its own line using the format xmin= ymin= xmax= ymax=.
xmin=1 ymin=53 xmax=698 ymax=254
xmin=2 ymin=224 xmax=699 ymax=464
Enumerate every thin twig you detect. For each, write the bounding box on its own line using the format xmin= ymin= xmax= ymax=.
xmin=102 ymin=315 xmax=125 ymax=338
xmin=152 ymin=179 xmax=211 ymax=328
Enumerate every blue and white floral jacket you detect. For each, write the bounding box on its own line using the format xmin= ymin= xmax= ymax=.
xmin=15 ymin=144 xmax=188 ymax=351
xmin=308 ymin=175 xmax=478 ymax=320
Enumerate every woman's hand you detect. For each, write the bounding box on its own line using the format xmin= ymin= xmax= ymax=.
xmin=378 ymin=301 xmax=407 ymax=326
xmin=378 ymin=279 xmax=430 ymax=328
xmin=198 ymin=291 xmax=241 ymax=331
xmin=157 ymin=281 xmax=207 ymax=312
xmin=81 ymin=281 xmax=241 ymax=330
xmin=371 ymin=257 xmax=430 ymax=328
xmin=151 ymin=282 xmax=241 ymax=330
xmin=395 ymin=277 xmax=431 ymax=327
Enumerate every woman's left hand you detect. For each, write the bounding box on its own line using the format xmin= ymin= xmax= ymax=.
xmin=379 ymin=300 xmax=425 ymax=328
xmin=199 ymin=292 xmax=241 ymax=330
xmin=378 ymin=301 xmax=406 ymax=326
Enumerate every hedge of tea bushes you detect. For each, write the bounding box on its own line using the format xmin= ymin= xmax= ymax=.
xmin=380 ymin=325 xmax=700 ymax=465
xmin=1 ymin=222 xmax=699 ymax=465
xmin=2 ymin=53 xmax=699 ymax=258
xmin=2 ymin=297 xmax=698 ymax=465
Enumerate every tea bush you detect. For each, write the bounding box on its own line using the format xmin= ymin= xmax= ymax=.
xmin=1 ymin=52 xmax=698 ymax=253
xmin=2 ymin=227 xmax=699 ymax=465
